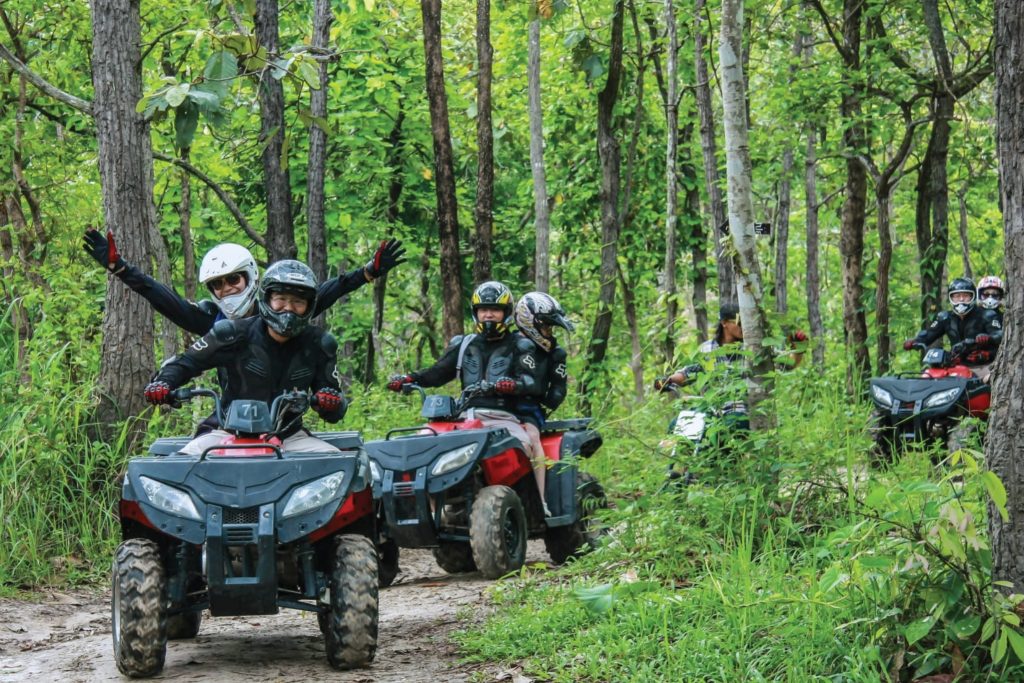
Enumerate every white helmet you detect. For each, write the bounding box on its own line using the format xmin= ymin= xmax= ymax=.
xmin=198 ymin=243 xmax=259 ymax=320
xmin=977 ymin=275 xmax=1005 ymax=310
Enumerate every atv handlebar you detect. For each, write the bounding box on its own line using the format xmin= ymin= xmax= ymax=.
xmin=170 ymin=387 xmax=313 ymax=437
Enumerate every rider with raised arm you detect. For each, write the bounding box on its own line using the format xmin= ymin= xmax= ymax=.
xmin=386 ymin=281 xmax=550 ymax=513
xmin=143 ymin=260 xmax=347 ymax=455
xmin=902 ymin=277 xmax=1002 ymax=382
xmin=83 ymin=228 xmax=405 ymax=335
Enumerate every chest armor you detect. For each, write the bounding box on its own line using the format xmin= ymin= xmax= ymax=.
xmin=229 ymin=341 xmax=317 ymax=400
xmin=459 ymin=338 xmax=515 ymax=386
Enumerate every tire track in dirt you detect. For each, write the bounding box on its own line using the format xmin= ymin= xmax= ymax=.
xmin=0 ymin=545 xmax=544 ymax=682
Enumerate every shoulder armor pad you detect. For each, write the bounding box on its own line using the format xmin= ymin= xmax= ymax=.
xmin=551 ymin=346 xmax=568 ymax=362
xmin=936 ymin=311 xmax=951 ymax=322
xmin=211 ymin=319 xmax=237 ymax=343
xmin=321 ymin=332 xmax=338 ymax=355
xmin=197 ymin=299 xmax=219 ymax=316
xmin=515 ymin=336 xmax=538 ymax=353
xmin=448 ymin=334 xmax=465 ymax=346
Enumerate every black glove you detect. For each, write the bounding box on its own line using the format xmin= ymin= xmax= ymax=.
xmin=144 ymin=381 xmax=172 ymax=405
xmin=83 ymin=228 xmax=126 ymax=273
xmin=364 ymin=238 xmax=407 ymax=279
xmin=313 ymin=387 xmax=344 ymax=414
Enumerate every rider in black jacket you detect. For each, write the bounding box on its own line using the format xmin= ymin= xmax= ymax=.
xmin=512 ymin=291 xmax=573 ymax=427
xmin=144 ymin=260 xmax=346 ymax=454
xmin=387 ymin=281 xmax=552 ymax=515
xmin=903 ymin=277 xmax=1002 ymax=380
xmin=83 ymin=228 xmax=405 ymax=335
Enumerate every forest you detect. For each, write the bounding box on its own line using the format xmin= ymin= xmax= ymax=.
xmin=1 ymin=0 xmax=1024 ymax=680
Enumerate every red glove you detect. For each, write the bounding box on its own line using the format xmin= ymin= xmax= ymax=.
xmin=314 ymin=387 xmax=344 ymax=413
xmin=386 ymin=374 xmax=413 ymax=392
xmin=494 ymin=377 xmax=517 ymax=395
xmin=974 ymin=334 xmax=991 ymax=347
xmin=144 ymin=381 xmax=172 ymax=405
xmin=966 ymin=350 xmax=992 ymax=365
xmin=903 ymin=339 xmax=916 ymax=351
xmin=790 ymin=330 xmax=808 ymax=343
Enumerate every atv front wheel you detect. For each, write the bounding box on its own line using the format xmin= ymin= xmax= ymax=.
xmin=112 ymin=538 xmax=168 ymax=677
xmin=869 ymin=413 xmax=898 ymax=468
xmin=324 ymin=534 xmax=379 ymax=670
xmin=544 ymin=472 xmax=607 ymax=565
xmin=378 ymin=539 xmax=400 ymax=588
xmin=470 ymin=485 xmax=527 ymax=579
xmin=432 ymin=541 xmax=477 ymax=574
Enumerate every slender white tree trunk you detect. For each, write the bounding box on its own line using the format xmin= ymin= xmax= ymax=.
xmin=529 ymin=17 xmax=551 ymax=292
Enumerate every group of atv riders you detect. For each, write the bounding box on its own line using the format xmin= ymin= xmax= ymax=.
xmin=83 ymin=228 xmax=575 ymax=512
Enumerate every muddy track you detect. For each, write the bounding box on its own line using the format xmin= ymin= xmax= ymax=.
xmin=0 ymin=544 xmax=545 ymax=682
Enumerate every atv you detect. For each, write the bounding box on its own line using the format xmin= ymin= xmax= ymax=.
xmin=112 ymin=387 xmax=378 ymax=677
xmin=868 ymin=344 xmax=991 ymax=463
xmin=365 ymin=383 xmax=605 ymax=580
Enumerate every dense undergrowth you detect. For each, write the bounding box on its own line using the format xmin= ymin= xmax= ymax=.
xmin=456 ymin=363 xmax=1024 ymax=681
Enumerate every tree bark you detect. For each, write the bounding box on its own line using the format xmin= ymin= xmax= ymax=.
xmin=720 ymin=0 xmax=774 ymax=430
xmin=474 ymin=0 xmax=494 ymax=284
xmin=956 ymin=187 xmax=973 ymax=280
xmin=528 ymin=17 xmax=551 ymax=292
xmin=420 ymin=0 xmax=464 ymax=341
xmin=255 ymin=0 xmax=296 ymax=261
xmin=663 ymin=0 xmax=680 ymax=362
xmin=617 ymin=261 xmax=643 ymax=401
xmin=178 ymin=149 xmax=197 ymax=301
xmin=774 ymin=147 xmax=792 ymax=315
xmin=89 ymin=0 xmax=156 ymax=431
xmin=695 ymin=0 xmax=735 ymax=307
xmin=306 ymin=0 xmax=332 ymax=296
xmin=988 ymin=0 xmax=1024 ymax=593
xmin=581 ymin=0 xmax=624 ymax=412
xmin=805 ymin=124 xmax=825 ymax=367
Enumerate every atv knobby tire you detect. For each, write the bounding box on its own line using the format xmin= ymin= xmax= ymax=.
xmin=378 ymin=539 xmax=400 ymax=588
xmin=325 ymin=534 xmax=379 ymax=670
xmin=166 ymin=610 xmax=201 ymax=640
xmin=112 ymin=538 xmax=168 ymax=678
xmin=470 ymin=485 xmax=527 ymax=579
xmin=544 ymin=472 xmax=607 ymax=565
xmin=432 ymin=540 xmax=477 ymax=574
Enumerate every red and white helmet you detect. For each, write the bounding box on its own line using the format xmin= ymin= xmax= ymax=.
xmin=977 ymin=275 xmax=1005 ymax=310
xmin=199 ymin=243 xmax=260 ymax=320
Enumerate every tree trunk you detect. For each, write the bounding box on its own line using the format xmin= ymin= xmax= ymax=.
xmin=663 ymin=0 xmax=680 ymax=362
xmin=774 ymin=147 xmax=792 ymax=315
xmin=875 ymin=189 xmax=894 ymax=374
xmin=306 ymin=0 xmax=332 ymax=296
xmin=805 ymin=124 xmax=825 ymax=366
xmin=255 ymin=0 xmax=296 ymax=262
xmin=684 ymin=146 xmax=708 ymax=345
xmin=988 ymin=0 xmax=1024 ymax=593
xmin=720 ymin=0 xmax=773 ymax=430
xmin=695 ymin=0 xmax=735 ymax=307
xmin=956 ymin=188 xmax=973 ymax=280
xmin=581 ymin=0 xmax=624 ymax=412
xmin=528 ymin=17 xmax=551 ymax=292
xmin=617 ymin=261 xmax=644 ymax=401
xmin=474 ymin=0 xmax=494 ymax=284
xmin=89 ymin=0 xmax=157 ymax=433
xmin=421 ymin=0 xmax=464 ymax=341
xmin=178 ymin=149 xmax=196 ymax=301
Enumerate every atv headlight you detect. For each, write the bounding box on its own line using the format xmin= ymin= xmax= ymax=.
xmin=282 ymin=472 xmax=346 ymax=518
xmin=870 ymin=385 xmax=893 ymax=408
xmin=139 ymin=476 xmax=200 ymax=520
xmin=431 ymin=443 xmax=478 ymax=476
xmin=923 ymin=387 xmax=961 ymax=409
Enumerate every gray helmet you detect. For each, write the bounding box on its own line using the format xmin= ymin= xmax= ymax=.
xmin=514 ymin=291 xmax=574 ymax=352
xmin=947 ymin=277 xmax=976 ymax=317
xmin=258 ymin=260 xmax=318 ymax=337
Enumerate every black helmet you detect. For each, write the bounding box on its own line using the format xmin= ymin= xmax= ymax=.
xmin=947 ymin=277 xmax=976 ymax=317
xmin=258 ymin=260 xmax=318 ymax=337
xmin=514 ymin=291 xmax=574 ymax=352
xmin=470 ymin=281 xmax=514 ymax=339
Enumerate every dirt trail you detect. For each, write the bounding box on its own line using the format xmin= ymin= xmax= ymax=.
xmin=0 ymin=545 xmax=543 ymax=682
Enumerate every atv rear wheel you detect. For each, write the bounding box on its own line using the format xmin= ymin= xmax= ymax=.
xmin=166 ymin=610 xmax=201 ymax=640
xmin=544 ymin=472 xmax=607 ymax=565
xmin=378 ymin=539 xmax=400 ymax=588
xmin=112 ymin=538 xmax=168 ymax=677
xmin=470 ymin=485 xmax=527 ymax=579
xmin=432 ymin=541 xmax=477 ymax=574
xmin=324 ymin=534 xmax=379 ymax=670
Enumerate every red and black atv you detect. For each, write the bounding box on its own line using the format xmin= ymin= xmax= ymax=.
xmin=366 ymin=383 xmax=605 ymax=580
xmin=868 ymin=343 xmax=990 ymax=462
xmin=113 ymin=388 xmax=378 ymax=677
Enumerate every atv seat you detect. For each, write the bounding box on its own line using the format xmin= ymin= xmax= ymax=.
xmin=542 ymin=418 xmax=593 ymax=433
xmin=316 ymin=430 xmax=364 ymax=452
xmin=148 ymin=437 xmax=192 ymax=456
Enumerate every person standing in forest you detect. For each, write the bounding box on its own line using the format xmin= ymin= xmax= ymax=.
xmin=903 ymin=276 xmax=1002 ymax=381
xmin=386 ymin=281 xmax=551 ymax=514
xmin=82 ymin=228 xmax=405 ymax=336
xmin=144 ymin=260 xmax=347 ymax=454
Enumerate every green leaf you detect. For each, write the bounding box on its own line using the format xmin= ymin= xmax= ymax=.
xmin=983 ymin=471 xmax=1009 ymax=522
xmin=174 ymin=103 xmax=200 ymax=150
xmin=187 ymin=86 xmax=221 ymax=113
xmin=857 ymin=555 xmax=892 ymax=570
xmin=165 ymin=83 xmax=190 ymax=108
xmin=993 ymin=629 xmax=1009 ymax=663
xmin=981 ymin=617 xmax=996 ymax=642
xmin=1006 ymin=628 xmax=1024 ymax=663
xmin=581 ymin=54 xmax=603 ymax=84
xmin=904 ymin=615 xmax=936 ymax=646
xmin=574 ymin=583 xmax=614 ymax=615
xmin=950 ymin=615 xmax=981 ymax=639
xmin=204 ymin=50 xmax=238 ymax=83
xmin=298 ymin=60 xmax=321 ymax=89
xmin=817 ymin=566 xmax=848 ymax=594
